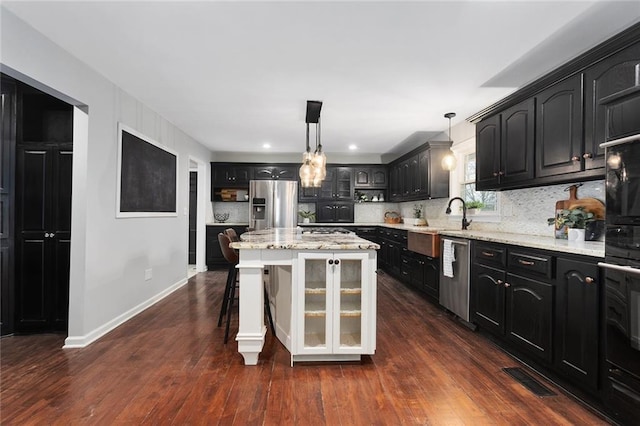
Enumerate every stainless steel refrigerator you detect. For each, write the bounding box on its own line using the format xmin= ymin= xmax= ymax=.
xmin=249 ymin=180 xmax=298 ymax=230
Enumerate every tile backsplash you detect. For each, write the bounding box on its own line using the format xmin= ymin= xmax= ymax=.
xmin=212 ymin=179 xmax=606 ymax=238
xmin=391 ymin=180 xmax=605 ymax=237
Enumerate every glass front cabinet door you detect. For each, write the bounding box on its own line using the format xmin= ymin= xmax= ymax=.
xmin=295 ymin=252 xmax=375 ymax=358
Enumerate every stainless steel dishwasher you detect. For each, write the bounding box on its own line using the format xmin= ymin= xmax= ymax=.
xmin=439 ymin=237 xmax=472 ymax=322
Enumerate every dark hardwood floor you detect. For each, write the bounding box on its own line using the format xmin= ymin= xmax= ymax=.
xmin=1 ymin=270 xmax=609 ymax=425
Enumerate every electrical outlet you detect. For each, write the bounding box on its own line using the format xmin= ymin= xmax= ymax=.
xmin=144 ymin=268 xmax=153 ymax=281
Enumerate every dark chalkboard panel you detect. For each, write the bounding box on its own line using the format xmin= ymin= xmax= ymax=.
xmin=117 ymin=124 xmax=177 ymax=217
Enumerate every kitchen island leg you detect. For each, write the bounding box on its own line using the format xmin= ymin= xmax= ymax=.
xmin=235 ymin=264 xmax=265 ymax=365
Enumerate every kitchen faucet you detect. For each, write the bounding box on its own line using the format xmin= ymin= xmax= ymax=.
xmin=446 ymin=197 xmax=472 ymax=230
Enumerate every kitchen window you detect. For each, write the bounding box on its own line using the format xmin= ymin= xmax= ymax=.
xmin=451 ymin=139 xmax=499 ymax=219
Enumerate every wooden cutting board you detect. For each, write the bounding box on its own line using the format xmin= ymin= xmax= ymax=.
xmin=555 ymin=184 xmax=605 ymax=219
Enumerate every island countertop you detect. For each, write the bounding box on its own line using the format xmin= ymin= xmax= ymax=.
xmin=230 ymin=228 xmax=380 ymax=251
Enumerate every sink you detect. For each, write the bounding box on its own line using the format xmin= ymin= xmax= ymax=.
xmin=408 ymin=231 xmax=441 ymax=258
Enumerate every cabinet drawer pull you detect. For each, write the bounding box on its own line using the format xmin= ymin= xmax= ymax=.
xmin=518 ymin=259 xmax=535 ymax=266
xmin=482 ymin=251 xmax=495 ymax=257
xmin=585 ymin=276 xmax=594 ymax=284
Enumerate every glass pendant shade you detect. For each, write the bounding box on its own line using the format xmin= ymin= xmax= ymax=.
xmin=300 ymin=100 xmax=327 ymax=188
xmin=441 ymin=152 xmax=457 ymax=171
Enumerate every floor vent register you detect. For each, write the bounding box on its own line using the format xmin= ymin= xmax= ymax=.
xmin=502 ymin=367 xmax=557 ymax=397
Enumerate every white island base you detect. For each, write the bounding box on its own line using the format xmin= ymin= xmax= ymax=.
xmin=231 ymin=229 xmax=379 ymax=366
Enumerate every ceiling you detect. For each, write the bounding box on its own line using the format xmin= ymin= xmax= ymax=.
xmin=3 ymin=1 xmax=640 ymax=157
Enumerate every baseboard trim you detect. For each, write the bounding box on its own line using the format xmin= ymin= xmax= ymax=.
xmin=63 ymin=277 xmax=188 ymax=348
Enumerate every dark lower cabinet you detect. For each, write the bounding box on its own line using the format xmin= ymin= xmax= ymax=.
xmin=472 ymin=263 xmax=506 ymax=335
xmin=473 ymin=242 xmax=554 ymax=364
xmin=505 ymin=273 xmax=553 ymax=363
xmin=555 ymin=257 xmax=600 ymax=391
xmin=401 ymin=249 xmax=439 ymax=299
xmin=206 ymin=225 xmax=247 ymax=269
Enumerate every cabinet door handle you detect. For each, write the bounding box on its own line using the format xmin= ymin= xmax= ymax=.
xmin=585 ymin=276 xmax=594 ymax=284
xmin=498 ymin=171 xmax=504 ymax=176
xmin=334 ymin=259 xmax=340 ymax=265
xmin=496 ymin=280 xmax=503 ymax=285
xmin=328 ymin=259 xmax=334 ymax=265
xmin=571 ymin=156 xmax=580 ymax=161
xmin=583 ymin=152 xmax=593 ymax=159
xmin=482 ymin=251 xmax=495 ymax=257
xmin=518 ymin=259 xmax=535 ymax=266
xmin=504 ymin=282 xmax=511 ymax=288
xmin=45 ymin=232 xmax=50 ymax=238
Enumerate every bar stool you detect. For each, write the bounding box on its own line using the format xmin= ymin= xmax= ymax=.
xmin=217 ymin=233 xmax=275 ymax=344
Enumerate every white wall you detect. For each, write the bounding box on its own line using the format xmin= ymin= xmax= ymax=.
xmin=1 ymin=8 xmax=214 ymax=346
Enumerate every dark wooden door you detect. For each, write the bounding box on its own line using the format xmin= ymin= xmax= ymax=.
xmin=555 ymin=257 xmax=600 ymax=390
xmin=500 ymin=98 xmax=535 ymax=187
xmin=536 ymin=74 xmax=584 ymax=178
xmin=1 ymin=77 xmax=16 ymax=336
xmin=188 ymin=171 xmax=197 ymax=264
xmin=15 ymin=143 xmax=72 ymax=332
xmin=584 ymin=40 xmax=640 ymax=170
xmin=471 ymin=263 xmax=506 ymax=335
xmin=475 ymin=114 xmax=501 ymax=190
xmin=505 ymin=273 xmax=553 ymax=363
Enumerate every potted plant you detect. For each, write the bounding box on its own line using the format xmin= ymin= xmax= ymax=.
xmin=404 ymin=204 xmax=426 ymax=226
xmin=547 ymin=207 xmax=595 ymax=241
xmin=465 ymin=200 xmax=485 ymax=214
xmin=298 ymin=210 xmax=315 ymax=224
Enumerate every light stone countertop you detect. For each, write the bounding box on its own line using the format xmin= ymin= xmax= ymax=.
xmin=438 ymin=230 xmax=604 ymax=258
xmin=301 ymin=222 xmax=605 ymax=257
xmin=230 ymin=228 xmax=380 ymax=250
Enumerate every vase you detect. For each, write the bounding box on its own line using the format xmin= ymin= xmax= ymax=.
xmin=303 ymin=218 xmax=310 ymax=224
xmin=567 ymin=228 xmax=585 ymax=242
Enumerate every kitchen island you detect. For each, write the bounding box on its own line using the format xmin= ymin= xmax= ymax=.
xmin=230 ymin=228 xmax=379 ymax=365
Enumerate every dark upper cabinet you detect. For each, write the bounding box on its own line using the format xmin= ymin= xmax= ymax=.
xmin=316 ymin=201 xmax=354 ymax=223
xmin=535 ymin=74 xmax=584 ymax=178
xmin=318 ymin=166 xmax=353 ymax=200
xmin=555 ymin=257 xmax=600 ymax=391
xmin=253 ymin=164 xmax=297 ymax=180
xmin=353 ymin=166 xmax=387 ymax=188
xmin=501 ymin=99 xmax=536 ymax=187
xmin=389 ymin=142 xmax=451 ymax=201
xmin=476 ymin=114 xmax=501 ymax=190
xmin=211 ymin=163 xmax=253 ymax=187
xmin=476 ymin=99 xmax=535 ymax=190
xmin=585 ymin=40 xmax=640 ymax=168
xmin=389 ymin=163 xmax=401 ymax=201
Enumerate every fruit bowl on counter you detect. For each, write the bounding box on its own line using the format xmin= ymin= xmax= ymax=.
xmin=214 ymin=212 xmax=230 ymax=223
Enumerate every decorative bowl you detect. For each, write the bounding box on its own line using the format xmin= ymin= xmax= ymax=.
xmin=214 ymin=212 xmax=230 ymax=223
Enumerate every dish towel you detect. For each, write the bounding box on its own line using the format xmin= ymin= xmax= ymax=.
xmin=443 ymin=239 xmax=456 ymax=278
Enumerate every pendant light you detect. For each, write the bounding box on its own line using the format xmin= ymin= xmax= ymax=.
xmin=299 ymin=122 xmax=314 ymax=187
xmin=300 ymin=100 xmax=326 ymax=188
xmin=441 ymin=112 xmax=457 ymax=171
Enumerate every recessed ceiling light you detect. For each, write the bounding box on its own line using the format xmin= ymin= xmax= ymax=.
xmin=348 ymin=144 xmax=358 ymax=151
xmin=262 ymin=143 xmax=271 ymax=149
